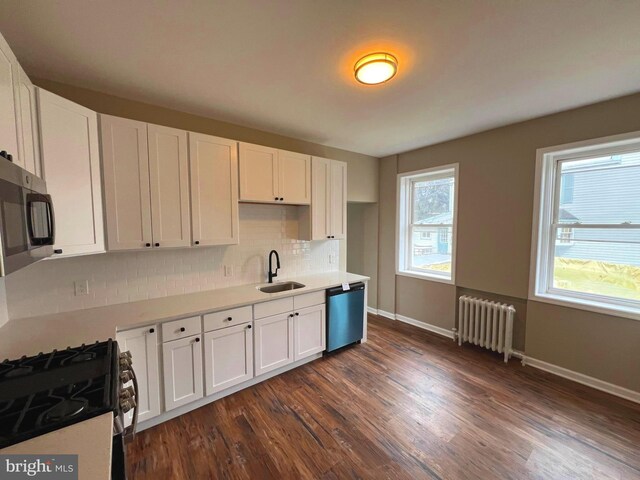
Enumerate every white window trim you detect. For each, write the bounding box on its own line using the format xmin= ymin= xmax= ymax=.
xmin=397 ymin=163 xmax=459 ymax=285
xmin=529 ymin=130 xmax=640 ymax=321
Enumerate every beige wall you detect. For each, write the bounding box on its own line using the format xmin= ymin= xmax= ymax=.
xmin=347 ymin=203 xmax=379 ymax=308
xmin=378 ymin=92 xmax=640 ymax=392
xmin=33 ymin=78 xmax=379 ymax=204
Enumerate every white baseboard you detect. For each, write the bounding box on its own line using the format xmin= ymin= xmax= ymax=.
xmin=367 ymin=307 xmax=379 ymax=315
xmin=377 ymin=309 xmax=396 ymax=320
xmin=522 ymin=356 xmax=640 ymax=405
xmin=395 ymin=314 xmax=455 ymax=339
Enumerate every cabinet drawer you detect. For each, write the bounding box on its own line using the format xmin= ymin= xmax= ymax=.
xmin=253 ymin=297 xmax=294 ymax=319
xmin=203 ymin=306 xmax=252 ymax=332
xmin=161 ymin=316 xmax=201 ymax=342
xmin=294 ymin=291 xmax=325 ymax=310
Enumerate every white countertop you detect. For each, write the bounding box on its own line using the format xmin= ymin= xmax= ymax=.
xmin=0 ymin=412 xmax=114 ymax=480
xmin=0 ymin=271 xmax=368 ymax=360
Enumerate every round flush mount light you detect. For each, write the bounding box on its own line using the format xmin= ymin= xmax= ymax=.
xmin=354 ymin=52 xmax=398 ymax=85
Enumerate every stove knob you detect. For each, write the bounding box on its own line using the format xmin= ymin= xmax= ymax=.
xmin=119 ymin=386 xmax=135 ymax=400
xmin=120 ymin=371 xmax=133 ymax=383
xmin=119 ymin=351 xmax=132 ymax=360
xmin=120 ymin=399 xmax=135 ymax=413
xmin=119 ymin=357 xmax=132 ymax=369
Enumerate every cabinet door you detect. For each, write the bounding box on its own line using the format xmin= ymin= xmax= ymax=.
xmin=17 ymin=67 xmax=40 ymax=176
xmin=204 ymin=323 xmax=253 ymax=395
xmin=278 ymin=150 xmax=311 ymax=205
xmin=38 ymin=88 xmax=105 ymax=257
xmin=0 ymin=33 xmax=20 ymax=167
xmin=101 ymin=115 xmax=152 ymax=250
xmin=116 ymin=326 xmax=161 ymax=425
xmin=310 ymin=157 xmax=331 ymax=240
xmin=238 ymin=142 xmax=279 ymax=203
xmin=162 ymin=334 xmax=204 ymax=411
xmin=148 ymin=124 xmax=190 ymax=248
xmin=189 ymin=133 xmax=239 ymax=246
xmin=330 ymin=160 xmax=347 ymax=239
xmin=294 ymin=304 xmax=326 ymax=360
xmin=254 ymin=312 xmax=294 ymax=376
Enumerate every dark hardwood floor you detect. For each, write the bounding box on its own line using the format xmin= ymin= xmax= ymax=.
xmin=126 ymin=314 xmax=640 ymax=479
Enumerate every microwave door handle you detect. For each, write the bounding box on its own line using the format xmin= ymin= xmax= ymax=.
xmin=46 ymin=196 xmax=55 ymax=245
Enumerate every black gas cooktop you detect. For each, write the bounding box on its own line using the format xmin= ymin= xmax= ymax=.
xmin=0 ymin=340 xmax=119 ymax=448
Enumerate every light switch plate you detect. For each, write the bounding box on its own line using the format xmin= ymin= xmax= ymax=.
xmin=224 ymin=266 xmax=233 ymax=277
xmin=74 ymin=280 xmax=89 ymax=296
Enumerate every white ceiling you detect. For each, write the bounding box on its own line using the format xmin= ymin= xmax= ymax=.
xmin=1 ymin=0 xmax=639 ymax=157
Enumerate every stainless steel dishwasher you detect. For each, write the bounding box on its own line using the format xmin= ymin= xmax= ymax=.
xmin=326 ymin=282 xmax=365 ymax=352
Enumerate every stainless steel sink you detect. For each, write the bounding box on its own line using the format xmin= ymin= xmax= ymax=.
xmin=258 ymin=281 xmax=306 ymax=293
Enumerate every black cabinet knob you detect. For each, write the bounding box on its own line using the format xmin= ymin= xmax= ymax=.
xmin=0 ymin=151 xmax=7 ymax=159
xmin=247 ymin=325 xmax=252 ymax=329
xmin=195 ymin=337 xmax=200 ymax=343
xmin=279 ymin=197 xmax=284 ymax=201
xmin=149 ymin=328 xmax=155 ymax=334
xmin=145 ymin=243 xmax=151 ymax=247
xmin=274 ymin=197 xmax=278 ymax=201
xmin=194 ymin=241 xmax=200 ymax=245
xmin=54 ymin=249 xmax=63 ymax=254
xmin=295 ymin=312 xmax=299 ymax=316
xmin=155 ymin=243 xmax=160 ymax=247
xmin=180 ymin=327 xmax=186 ymax=332
xmin=226 ymin=317 xmax=233 ymax=321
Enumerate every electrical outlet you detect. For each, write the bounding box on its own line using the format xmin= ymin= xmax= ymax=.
xmin=329 ymin=253 xmax=335 ymax=265
xmin=74 ymin=280 xmax=89 ymax=296
xmin=224 ymin=265 xmax=233 ymax=277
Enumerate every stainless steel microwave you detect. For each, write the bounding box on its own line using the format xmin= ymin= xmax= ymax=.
xmin=0 ymin=159 xmax=54 ymax=276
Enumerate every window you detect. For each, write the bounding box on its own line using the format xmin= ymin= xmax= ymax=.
xmin=398 ymin=164 xmax=458 ymax=283
xmin=531 ymin=132 xmax=640 ymax=319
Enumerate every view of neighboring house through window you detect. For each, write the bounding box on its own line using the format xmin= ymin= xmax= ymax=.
xmin=533 ymin=134 xmax=640 ymax=317
xmin=398 ymin=164 xmax=458 ymax=282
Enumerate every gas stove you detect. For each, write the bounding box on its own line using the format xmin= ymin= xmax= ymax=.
xmin=0 ymin=340 xmax=137 ymax=449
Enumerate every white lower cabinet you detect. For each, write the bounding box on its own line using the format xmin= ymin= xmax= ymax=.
xmin=204 ymin=323 xmax=253 ymax=395
xmin=294 ymin=304 xmax=326 ymax=361
xmin=115 ymin=325 xmax=161 ymax=425
xmin=162 ymin=334 xmax=204 ymax=411
xmin=254 ymin=312 xmax=294 ymax=376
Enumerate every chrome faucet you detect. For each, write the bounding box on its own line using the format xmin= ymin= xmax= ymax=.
xmin=268 ymin=250 xmax=280 ymax=283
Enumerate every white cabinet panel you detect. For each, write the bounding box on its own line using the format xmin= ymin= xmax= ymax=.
xmin=116 ymin=325 xmax=161 ymax=425
xmin=239 ymin=142 xmax=279 ymax=203
xmin=204 ymin=323 xmax=253 ymax=395
xmin=278 ymin=149 xmax=311 ymax=205
xmin=254 ymin=312 xmax=294 ymax=376
xmin=0 ymin=33 xmax=20 ymax=167
xmin=189 ymin=133 xmax=238 ymax=246
xmin=100 ymin=114 xmax=153 ymax=251
xmin=330 ymin=160 xmax=347 ymax=239
xmin=17 ymin=67 xmax=40 ymax=176
xmin=38 ymin=88 xmax=104 ymax=257
xmin=294 ymin=304 xmax=326 ymax=360
xmin=148 ymin=124 xmax=190 ymax=248
xmin=162 ymin=334 xmax=204 ymax=411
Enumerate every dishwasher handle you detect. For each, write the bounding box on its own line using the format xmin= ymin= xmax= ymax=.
xmin=326 ymin=282 xmax=365 ymax=297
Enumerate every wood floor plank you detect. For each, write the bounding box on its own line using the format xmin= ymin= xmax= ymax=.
xmin=127 ymin=314 xmax=640 ymax=479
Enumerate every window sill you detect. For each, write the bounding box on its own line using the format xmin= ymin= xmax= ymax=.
xmin=396 ymin=270 xmax=454 ymax=285
xmin=531 ymin=292 xmax=640 ymax=321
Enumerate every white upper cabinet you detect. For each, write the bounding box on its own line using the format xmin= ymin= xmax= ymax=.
xmin=278 ymin=149 xmax=311 ymax=204
xmin=17 ymin=67 xmax=40 ymax=177
xmin=189 ymin=133 xmax=239 ymax=246
xmin=239 ymin=142 xmax=311 ymax=205
xmin=147 ymin=124 xmax=190 ymax=248
xmin=116 ymin=325 xmax=161 ymax=425
xmin=0 ymin=32 xmax=21 ymax=168
xmin=301 ymin=157 xmax=347 ymax=240
xmin=239 ymin=142 xmax=279 ymax=203
xmin=37 ymin=88 xmax=104 ymax=257
xmin=100 ymin=114 xmax=153 ymax=251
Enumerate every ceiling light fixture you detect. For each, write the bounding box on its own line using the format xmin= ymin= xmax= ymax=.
xmin=354 ymin=52 xmax=398 ymax=85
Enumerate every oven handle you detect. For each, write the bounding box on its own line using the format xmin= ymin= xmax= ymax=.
xmin=124 ymin=364 xmax=139 ymax=440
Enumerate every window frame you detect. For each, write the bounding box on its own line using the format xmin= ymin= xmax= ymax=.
xmin=397 ymin=164 xmax=459 ymax=284
xmin=530 ymin=131 xmax=640 ymax=321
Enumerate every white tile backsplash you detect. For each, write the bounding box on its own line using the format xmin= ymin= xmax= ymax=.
xmin=5 ymin=204 xmax=339 ymax=319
